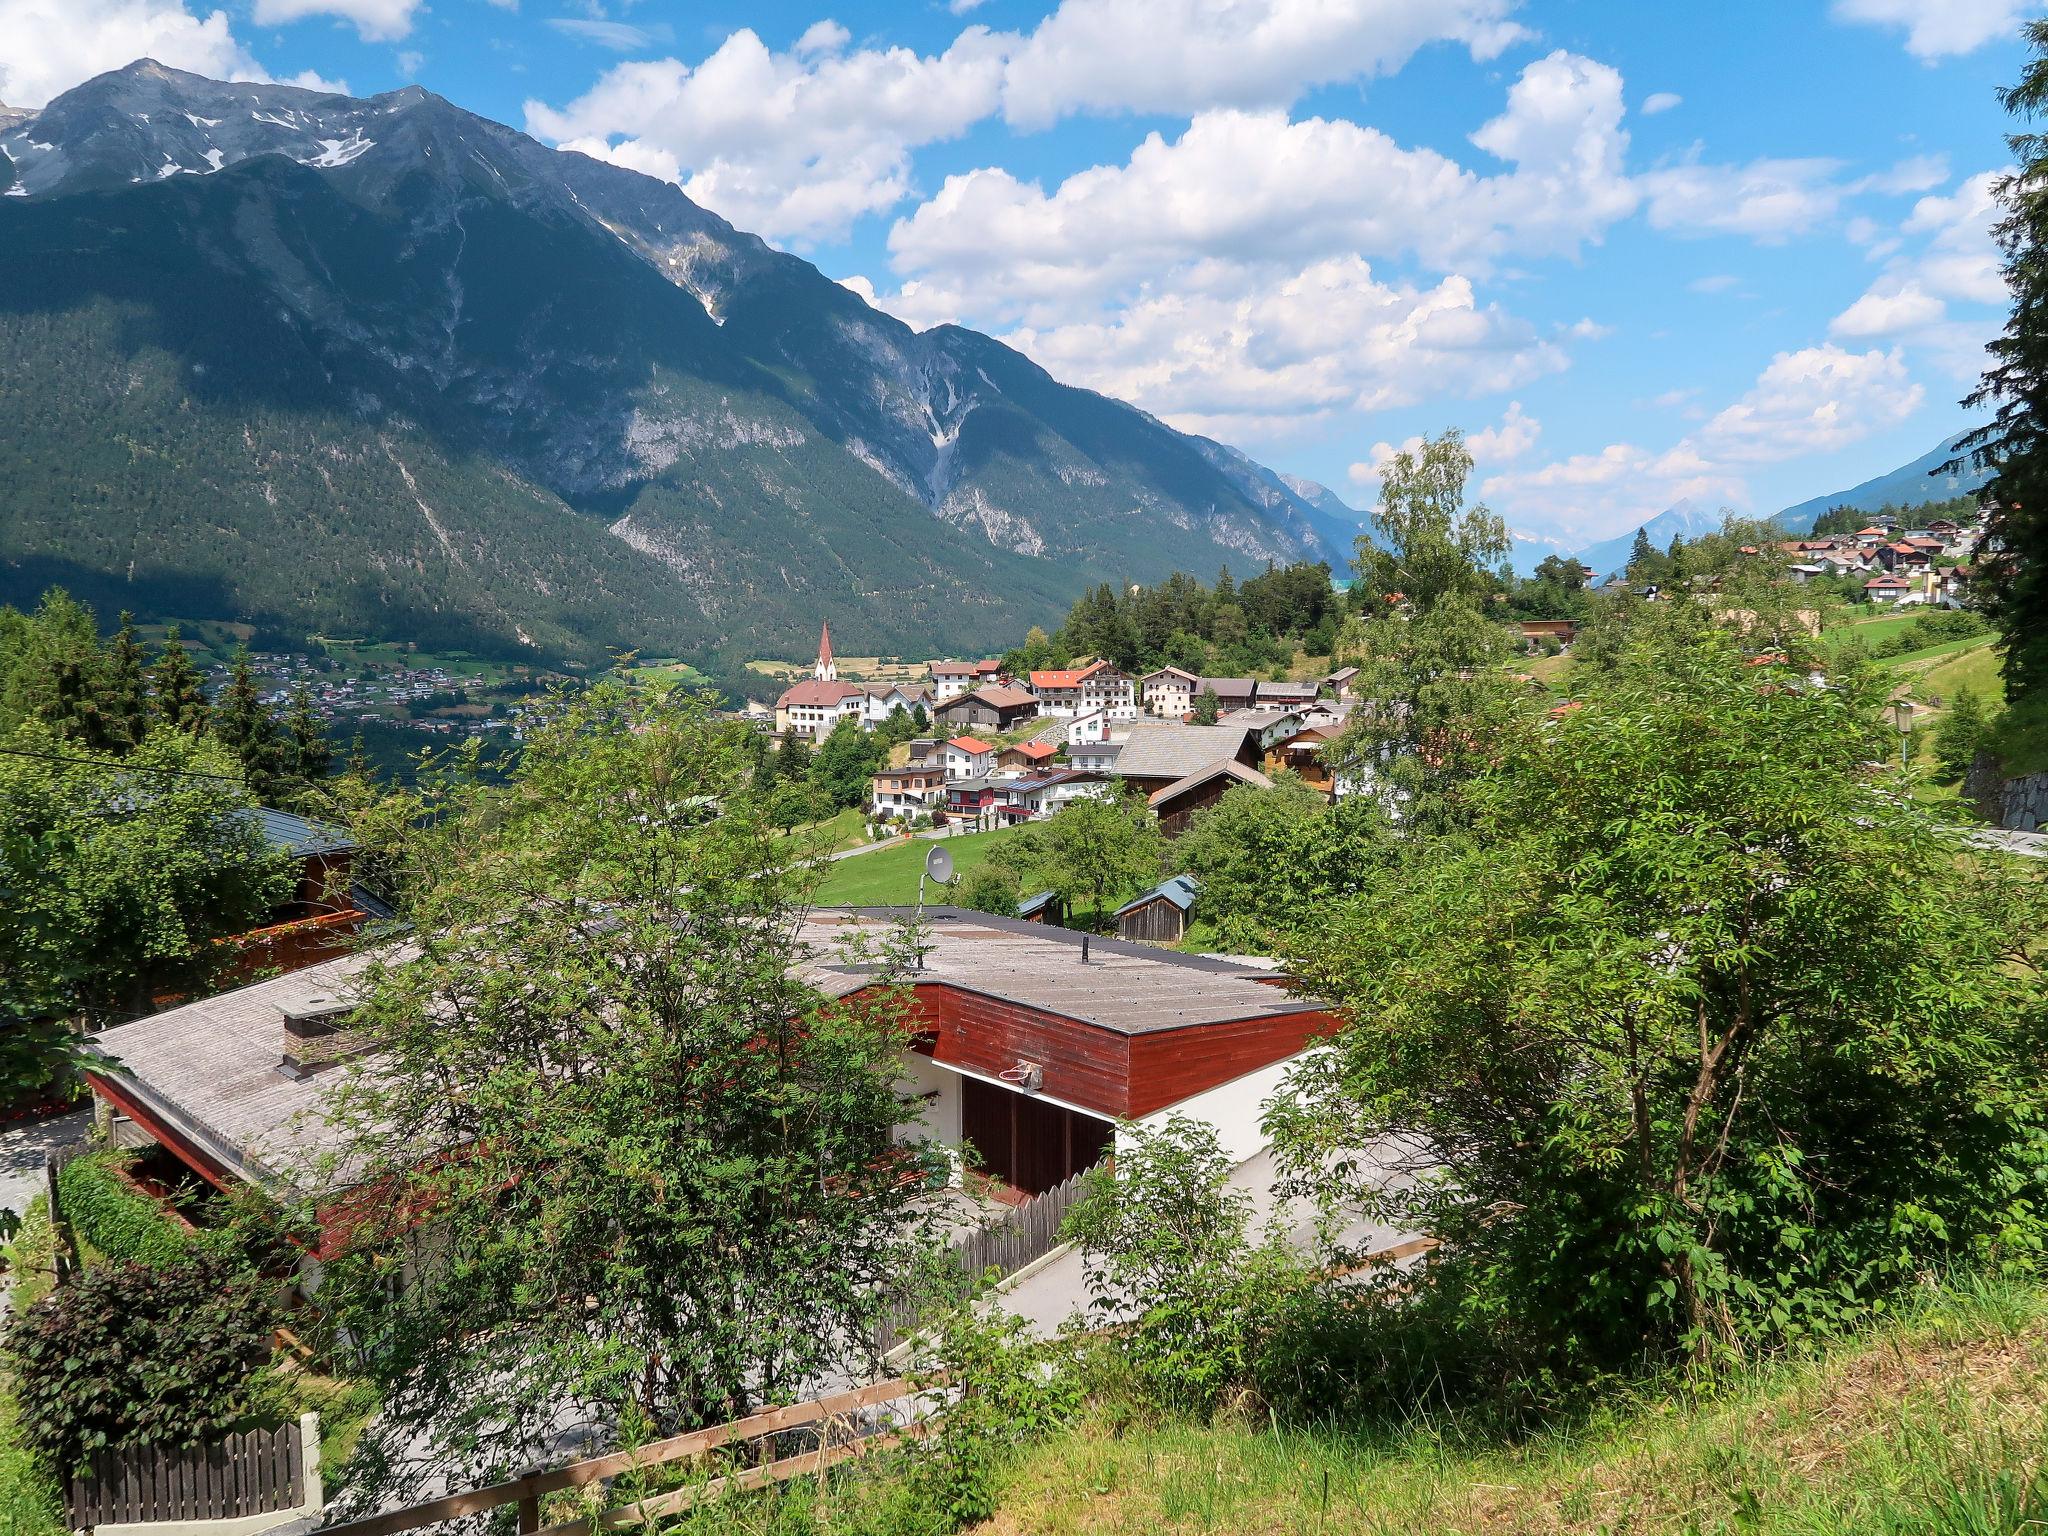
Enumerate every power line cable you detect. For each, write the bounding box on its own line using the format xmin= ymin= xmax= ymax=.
xmin=0 ymin=744 xmax=246 ymax=783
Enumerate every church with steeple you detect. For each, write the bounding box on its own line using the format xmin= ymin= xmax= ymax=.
xmin=812 ymin=621 xmax=836 ymax=682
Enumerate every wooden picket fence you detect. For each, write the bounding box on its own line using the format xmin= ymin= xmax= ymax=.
xmin=67 ymin=1421 xmax=304 ymax=1529
xmin=877 ymin=1161 xmax=1100 ymax=1355
xmin=316 ymin=1376 xmax=935 ymax=1536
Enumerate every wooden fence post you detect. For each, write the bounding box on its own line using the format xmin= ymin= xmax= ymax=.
xmin=43 ymin=1155 xmax=72 ymax=1286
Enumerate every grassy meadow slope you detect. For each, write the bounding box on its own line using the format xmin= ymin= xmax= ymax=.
xmin=984 ymin=1277 xmax=2048 ymax=1535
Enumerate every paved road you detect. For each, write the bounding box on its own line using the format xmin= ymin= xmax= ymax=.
xmin=0 ymin=1108 xmax=90 ymax=1219
xmin=1966 ymin=827 xmax=2048 ymax=859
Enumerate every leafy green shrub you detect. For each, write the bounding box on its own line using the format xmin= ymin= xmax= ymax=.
xmin=0 ymin=1385 xmax=66 ymax=1536
xmin=952 ymin=863 xmax=1019 ymax=918
xmin=5 ymin=1252 xmax=279 ymax=1466
xmin=57 ymin=1155 xmax=194 ymax=1268
xmin=1061 ymin=1116 xmax=1308 ymax=1414
xmin=1277 ymin=625 xmax=2048 ymax=1380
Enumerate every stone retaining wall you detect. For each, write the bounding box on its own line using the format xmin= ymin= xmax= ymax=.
xmin=2005 ymin=769 xmax=2048 ymax=832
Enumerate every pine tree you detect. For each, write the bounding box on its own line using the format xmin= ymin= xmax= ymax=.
xmin=1934 ymin=687 xmax=1992 ymax=783
xmin=1628 ymin=527 xmax=1656 ymax=574
xmin=106 ymin=612 xmax=150 ymax=751
xmin=0 ymin=589 xmax=121 ymax=751
xmin=149 ymin=627 xmax=210 ymax=734
xmin=285 ymin=683 xmax=333 ymax=784
xmin=1960 ymin=22 xmax=2048 ymax=728
xmin=214 ymin=646 xmax=283 ymax=796
xmin=345 ymin=734 xmax=374 ymax=781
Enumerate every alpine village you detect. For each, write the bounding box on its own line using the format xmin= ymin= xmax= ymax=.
xmin=5 ymin=8 xmax=2048 ymax=1535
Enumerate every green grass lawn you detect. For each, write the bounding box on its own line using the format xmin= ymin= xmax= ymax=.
xmin=1911 ymin=639 xmax=2006 ymax=709
xmin=813 ymin=825 xmax=1026 ymax=906
xmin=1874 ymin=633 xmax=1997 ymax=671
xmin=982 ymin=1274 xmax=2048 ymax=1536
xmin=626 ymin=659 xmax=716 ymax=694
xmin=785 ymin=806 xmax=873 ymax=857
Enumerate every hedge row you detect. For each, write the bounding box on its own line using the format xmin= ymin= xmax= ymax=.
xmin=56 ymin=1157 xmax=196 ymax=1269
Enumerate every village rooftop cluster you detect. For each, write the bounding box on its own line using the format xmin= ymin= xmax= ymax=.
xmin=765 ymin=623 xmax=1356 ymax=835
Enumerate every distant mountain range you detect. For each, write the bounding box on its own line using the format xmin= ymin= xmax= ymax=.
xmin=1573 ymin=501 xmax=1727 ymax=582
xmin=0 ymin=62 xmax=1343 ymax=663
xmin=1572 ymin=434 xmax=1990 ymax=581
xmin=1772 ymin=433 xmax=1987 ymax=534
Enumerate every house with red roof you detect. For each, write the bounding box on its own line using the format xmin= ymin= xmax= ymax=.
xmin=1864 ymin=574 xmax=1913 ymax=605
xmin=942 ymin=736 xmax=995 ymax=779
xmin=1028 ymin=662 xmax=1137 ymax=720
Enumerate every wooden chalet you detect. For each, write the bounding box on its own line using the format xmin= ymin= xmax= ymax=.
xmin=82 ymin=910 xmax=1341 ymax=1242
xmin=1147 ymin=759 xmax=1273 ymax=836
xmin=934 ymin=686 xmax=1039 ymax=733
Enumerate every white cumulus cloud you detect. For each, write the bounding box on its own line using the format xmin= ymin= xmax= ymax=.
xmin=886 ymin=51 xmax=1637 ymax=325
xmin=0 ymin=0 xmax=263 ymax=107
xmin=1005 ymin=259 xmax=1567 ymax=441
xmin=523 ymin=26 xmax=1007 ymax=244
xmin=1468 ymin=400 xmax=1542 ymax=462
xmin=1829 ymin=169 xmax=2009 ymax=377
xmin=995 ymin=0 xmax=1526 ymax=129
xmin=1832 ymin=0 xmax=2034 ymax=59
xmin=1482 ymin=344 xmax=1924 ymax=539
xmin=250 ymin=0 xmax=419 ymax=43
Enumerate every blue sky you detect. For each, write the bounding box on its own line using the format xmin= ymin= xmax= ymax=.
xmin=4 ymin=0 xmax=2032 ymax=547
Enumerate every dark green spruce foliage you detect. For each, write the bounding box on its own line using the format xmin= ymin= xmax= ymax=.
xmin=5 ymin=1252 xmax=278 ymax=1466
xmin=1275 ymin=624 xmax=2048 ymax=1379
xmin=148 ymin=627 xmax=208 ymax=734
xmin=1961 ymin=22 xmax=2048 ymax=744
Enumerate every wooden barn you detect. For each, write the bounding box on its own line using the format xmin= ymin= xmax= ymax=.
xmin=1114 ymin=875 xmax=1200 ymax=944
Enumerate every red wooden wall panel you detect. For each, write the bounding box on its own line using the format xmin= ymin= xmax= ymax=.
xmin=1123 ymin=1009 xmax=1342 ymax=1118
xmin=877 ymin=982 xmax=1339 ymax=1122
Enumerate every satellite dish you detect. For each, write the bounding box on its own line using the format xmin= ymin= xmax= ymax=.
xmin=925 ymin=845 xmax=955 ymax=885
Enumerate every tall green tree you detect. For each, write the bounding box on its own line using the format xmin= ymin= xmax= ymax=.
xmin=1935 ymin=686 xmax=1993 ymax=784
xmin=1329 ymin=432 xmax=1526 ymax=833
xmin=1959 ymin=21 xmax=2048 ymax=754
xmin=149 ymin=627 xmax=209 ymax=735
xmin=810 ymin=715 xmax=884 ymax=810
xmin=1037 ymin=787 xmax=1163 ymax=929
xmin=1273 ymin=626 xmax=2048 ymax=1375
xmin=283 ymin=684 xmax=333 ymax=786
xmin=0 ymin=727 xmax=289 ymax=1066
xmin=0 ymin=590 xmax=122 ymax=752
xmin=1173 ymin=775 xmax=1388 ymax=952
xmin=1191 ymin=686 xmax=1222 ymax=725
xmin=314 ymin=690 xmax=943 ymax=1498
xmin=211 ymin=647 xmax=283 ymax=797
xmin=106 ymin=613 xmax=150 ymax=751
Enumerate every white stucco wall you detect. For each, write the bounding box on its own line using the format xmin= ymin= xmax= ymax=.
xmin=895 ymin=1051 xmax=961 ymax=1148
xmin=1126 ymin=1052 xmax=1302 ymax=1168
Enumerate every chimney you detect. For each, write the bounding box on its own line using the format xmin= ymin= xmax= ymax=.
xmin=278 ymin=994 xmax=365 ymax=1080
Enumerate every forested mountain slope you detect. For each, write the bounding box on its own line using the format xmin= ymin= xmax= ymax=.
xmin=0 ymin=62 xmax=1329 ymax=661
